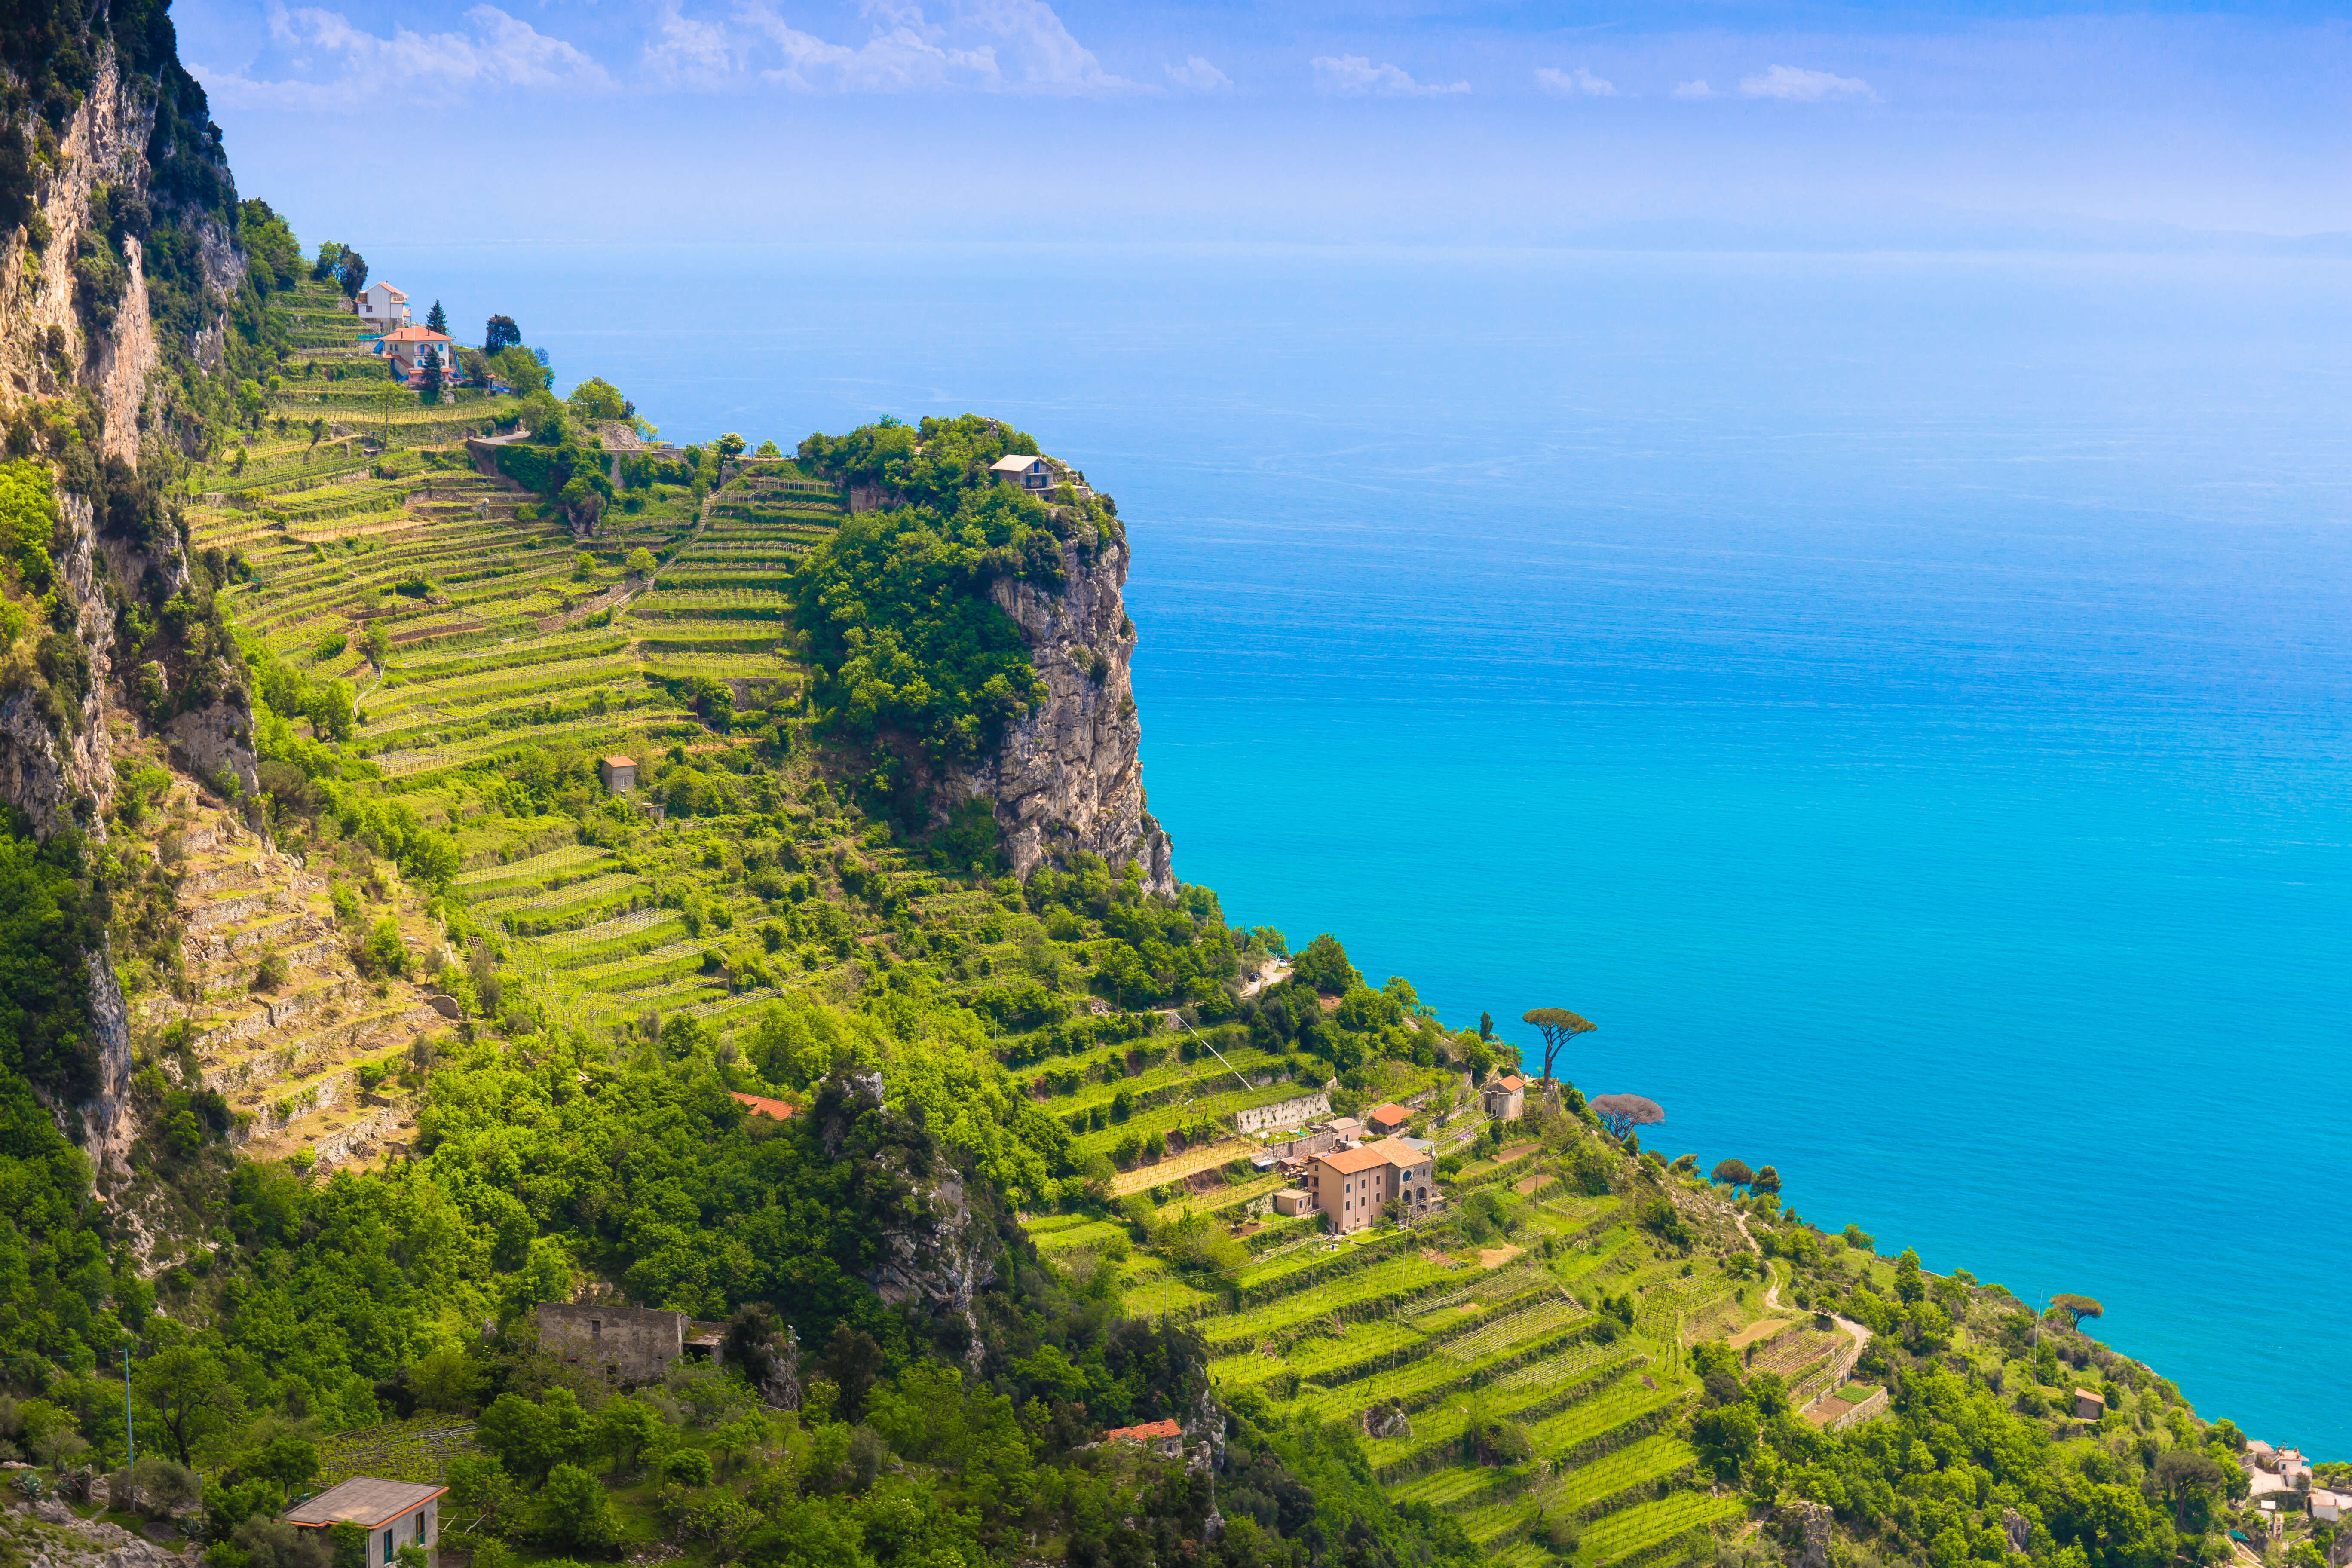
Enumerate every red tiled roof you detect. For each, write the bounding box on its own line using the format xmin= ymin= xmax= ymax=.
xmin=602 ymin=754 xmax=637 ymax=769
xmin=1314 ymin=1136 xmax=1428 ymax=1175
xmin=1368 ymin=1102 xmax=1410 ymax=1124
xmin=1106 ymin=1419 xmax=1182 ymax=1443
xmin=376 ymin=325 xmax=450 ymax=343
xmin=1494 ymin=1075 xmax=1525 ymax=1092
xmin=730 ymin=1091 xmax=797 ymax=1121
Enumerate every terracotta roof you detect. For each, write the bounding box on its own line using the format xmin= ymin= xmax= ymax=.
xmin=1314 ymin=1136 xmax=1429 ymax=1175
xmin=1106 ymin=1418 xmax=1182 ymax=1443
xmin=376 ymin=325 xmax=450 ymax=343
xmin=601 ymin=754 xmax=637 ymax=768
xmin=730 ymin=1091 xmax=797 ymax=1121
xmin=372 ymin=284 xmax=409 ymax=300
xmin=2073 ymin=1388 xmax=2105 ymax=1405
xmin=285 ymin=1478 xmax=445 ymax=1528
xmin=1494 ymin=1075 xmax=1525 ymax=1091
xmin=1368 ymin=1102 xmax=1410 ymax=1124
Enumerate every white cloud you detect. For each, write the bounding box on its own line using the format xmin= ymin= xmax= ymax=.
xmin=1535 ymin=65 xmax=1615 ymax=97
xmin=729 ymin=0 xmax=1140 ymax=95
xmin=1312 ymin=54 xmax=1468 ymax=97
xmin=1671 ymin=78 xmax=1715 ymax=99
xmin=200 ymin=3 xmax=609 ymax=105
xmin=1165 ymin=55 xmax=1229 ymax=92
xmin=644 ymin=4 xmax=735 ymax=85
xmin=1737 ymin=64 xmax=1876 ymax=101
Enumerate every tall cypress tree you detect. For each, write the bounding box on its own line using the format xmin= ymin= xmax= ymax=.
xmin=426 ymin=298 xmax=447 ymax=334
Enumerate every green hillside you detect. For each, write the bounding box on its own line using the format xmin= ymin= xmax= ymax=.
xmin=0 ymin=209 xmax=2326 ymax=1568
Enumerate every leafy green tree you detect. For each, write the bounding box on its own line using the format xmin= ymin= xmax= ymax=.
xmin=475 ymin=1390 xmax=585 ymax=1484
xmin=573 ymin=551 xmax=597 ymax=580
xmin=134 ymin=1340 xmax=242 ymax=1464
xmin=334 ymin=249 xmax=367 ymax=301
xmin=625 ymin=547 xmax=656 ymax=578
xmin=535 ymin=1464 xmax=619 ymax=1552
xmin=1291 ymin=933 xmax=1358 ymax=995
xmin=1894 ymin=1248 xmax=1926 ymax=1305
xmin=484 ymin=315 xmax=520 ymax=355
xmin=592 ymin=1397 xmax=659 ymax=1477
xmin=1712 ymin=1158 xmax=1755 ymax=1191
xmin=238 ymin=1433 xmax=318 ymax=1501
xmin=566 ymin=377 xmax=627 ymax=422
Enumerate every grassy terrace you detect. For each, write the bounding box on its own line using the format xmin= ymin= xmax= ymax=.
xmin=193 ymin=279 xmax=1810 ymax=1568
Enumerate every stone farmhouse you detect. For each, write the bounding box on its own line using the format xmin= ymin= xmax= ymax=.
xmin=538 ymin=1302 xmax=726 ymax=1384
xmin=1482 ymin=1074 xmax=1526 ymax=1121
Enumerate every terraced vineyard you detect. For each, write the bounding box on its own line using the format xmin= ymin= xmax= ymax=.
xmin=1024 ymin=1130 xmax=1799 ymax=1567
xmin=193 ymin=279 xmax=875 ymax=1035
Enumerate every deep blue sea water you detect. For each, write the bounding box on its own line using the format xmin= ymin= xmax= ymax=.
xmin=374 ymin=242 xmax=2352 ymax=1452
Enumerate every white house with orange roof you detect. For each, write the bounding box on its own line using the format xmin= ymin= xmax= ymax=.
xmin=353 ymin=280 xmax=412 ymax=332
xmin=373 ymin=325 xmax=456 ymax=386
xmin=1307 ymin=1136 xmax=1436 ymax=1234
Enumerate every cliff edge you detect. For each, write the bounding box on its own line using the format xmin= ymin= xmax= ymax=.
xmin=944 ymin=530 xmax=1173 ymax=893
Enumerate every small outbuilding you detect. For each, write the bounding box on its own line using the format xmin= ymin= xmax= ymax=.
xmin=730 ymin=1091 xmax=797 ymax=1122
xmin=1366 ymin=1102 xmax=1412 ymax=1136
xmin=990 ymin=453 xmax=1054 ymax=491
xmin=2309 ymin=1491 xmax=2343 ymax=1524
xmin=1271 ymin=1189 xmax=1314 ymax=1217
xmin=1483 ymin=1074 xmax=1526 ymax=1121
xmin=599 ymin=754 xmax=637 ymax=793
xmin=2072 ymin=1388 xmax=2107 ymax=1421
xmin=285 ymin=1478 xmax=445 ymax=1568
xmin=1105 ymin=1418 xmax=1185 ymax=1457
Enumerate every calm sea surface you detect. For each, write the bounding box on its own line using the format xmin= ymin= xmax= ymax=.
xmin=374 ymin=242 xmax=2352 ymax=1451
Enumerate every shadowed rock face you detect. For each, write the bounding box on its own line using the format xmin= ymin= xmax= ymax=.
xmin=940 ymin=530 xmax=1174 ymax=893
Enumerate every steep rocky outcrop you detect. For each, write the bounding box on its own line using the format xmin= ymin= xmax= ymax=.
xmin=940 ymin=530 xmax=1174 ymax=893
xmin=0 ymin=27 xmax=253 ymax=1182
xmin=815 ymin=1069 xmax=1001 ymax=1366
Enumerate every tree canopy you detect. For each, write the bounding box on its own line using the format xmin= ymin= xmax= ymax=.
xmin=1522 ymin=1006 xmax=1594 ymax=1083
xmin=1590 ymin=1093 xmax=1664 ymax=1140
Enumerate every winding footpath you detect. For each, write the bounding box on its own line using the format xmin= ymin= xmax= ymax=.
xmin=1734 ymin=1210 xmax=1873 ymax=1413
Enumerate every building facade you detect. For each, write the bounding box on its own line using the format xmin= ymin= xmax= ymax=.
xmin=1482 ymin=1074 xmax=1526 ymax=1121
xmin=353 ymin=281 xmax=412 ymax=331
xmin=990 ymin=453 xmax=1054 ymax=490
xmin=1307 ymin=1137 xmax=1436 ymax=1234
xmin=285 ymin=1479 xmax=444 ymax=1568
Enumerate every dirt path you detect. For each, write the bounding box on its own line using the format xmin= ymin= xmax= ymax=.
xmin=1734 ymin=1211 xmax=1873 ymax=1405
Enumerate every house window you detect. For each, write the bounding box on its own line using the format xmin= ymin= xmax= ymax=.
xmin=591 ymin=1320 xmax=601 ymax=1339
xmin=415 ymin=1512 xmax=427 ymax=1544
xmin=382 ymin=1530 xmax=395 ymax=1563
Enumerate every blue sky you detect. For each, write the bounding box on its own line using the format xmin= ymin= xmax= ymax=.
xmin=177 ymin=0 xmax=2352 ymax=248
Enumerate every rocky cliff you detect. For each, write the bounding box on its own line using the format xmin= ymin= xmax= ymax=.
xmin=941 ymin=529 xmax=1175 ymax=894
xmin=0 ymin=22 xmax=255 ymax=1181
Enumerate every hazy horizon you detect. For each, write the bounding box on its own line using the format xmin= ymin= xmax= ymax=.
xmin=181 ymin=0 xmax=2352 ymax=253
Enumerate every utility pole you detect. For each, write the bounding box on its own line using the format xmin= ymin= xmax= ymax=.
xmin=122 ymin=1341 xmax=135 ymax=1511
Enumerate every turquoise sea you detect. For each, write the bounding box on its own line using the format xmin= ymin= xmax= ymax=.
xmin=377 ymin=242 xmax=2352 ymax=1452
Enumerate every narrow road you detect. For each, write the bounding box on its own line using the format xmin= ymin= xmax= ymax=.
xmin=1733 ymin=1210 xmax=1873 ymax=1406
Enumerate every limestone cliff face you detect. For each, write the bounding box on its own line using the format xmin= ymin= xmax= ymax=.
xmin=0 ymin=39 xmax=249 ymax=1178
xmin=940 ymin=530 xmax=1175 ymax=893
